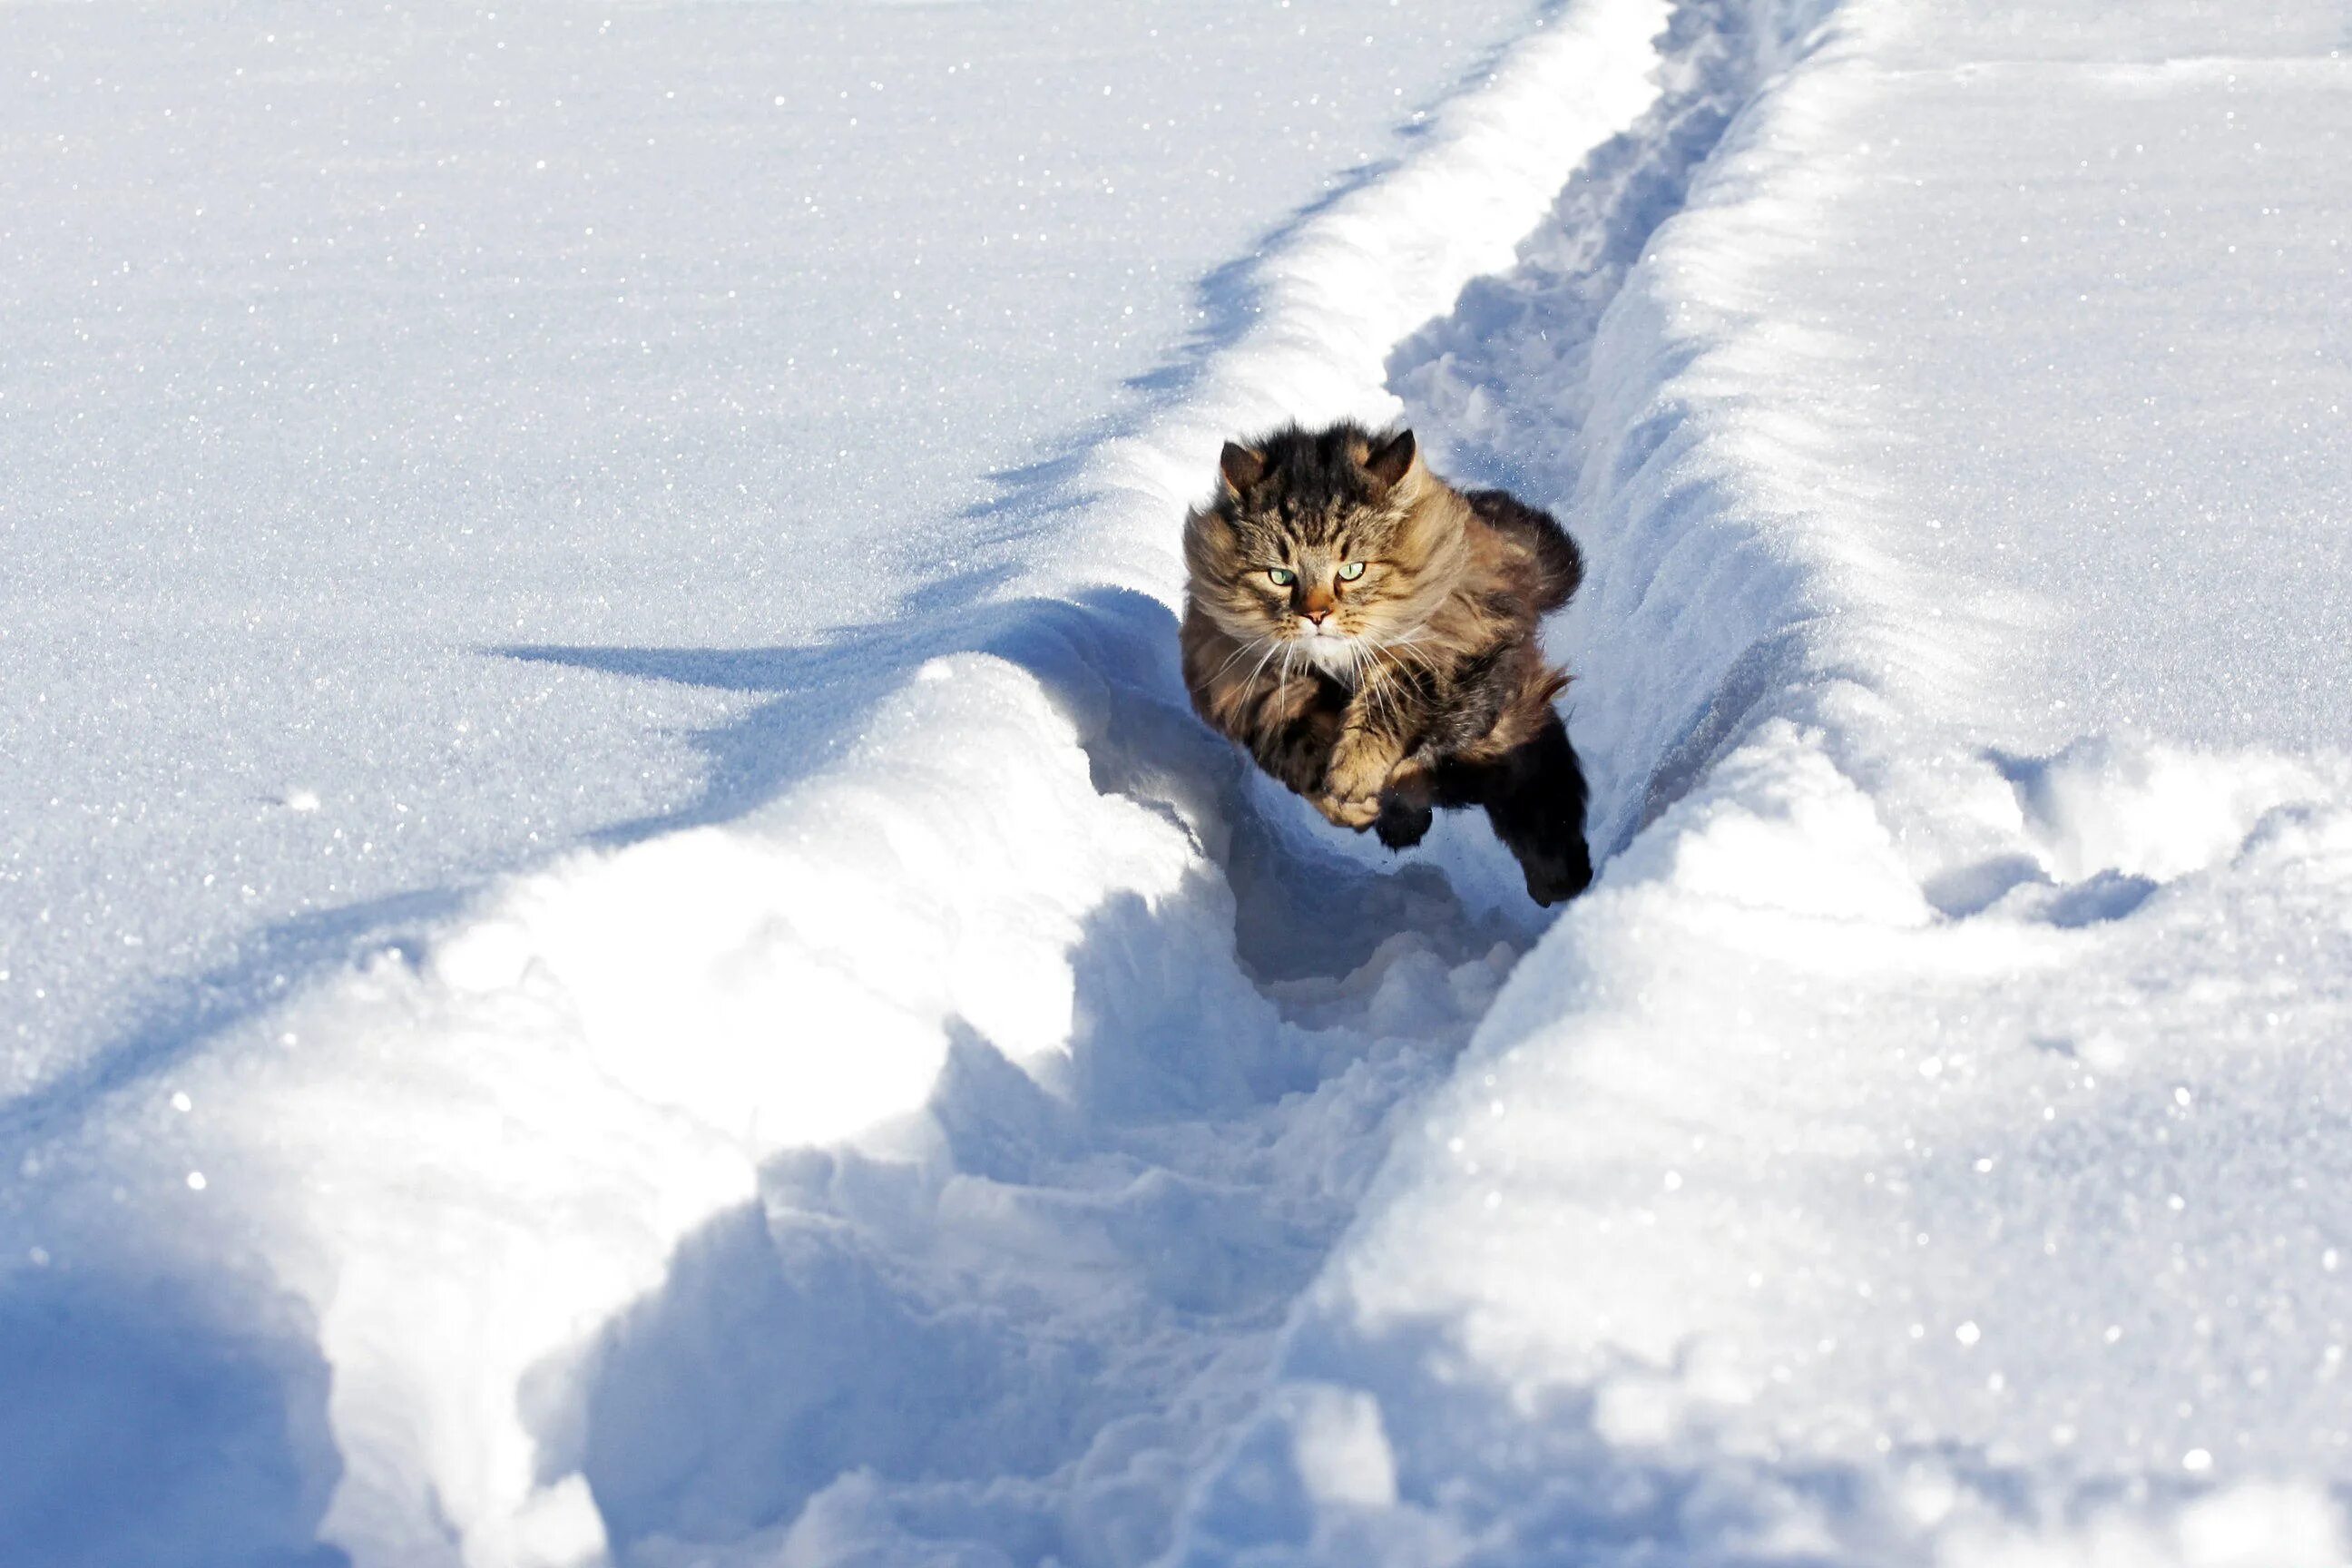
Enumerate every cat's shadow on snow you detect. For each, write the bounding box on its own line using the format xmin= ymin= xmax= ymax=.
xmin=536 ymin=870 xmax=1504 ymax=1563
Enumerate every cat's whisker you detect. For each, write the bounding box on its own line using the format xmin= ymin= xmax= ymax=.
xmin=1206 ymin=632 xmax=1275 ymax=685
xmin=1357 ymin=677 xmax=1381 ymax=734
xmin=1378 ymin=662 xmax=1413 ymax=731
xmin=1372 ymin=639 xmax=1438 ymax=690
xmin=1344 ymin=642 xmax=1378 ymax=720
xmin=1392 ymin=635 xmax=1446 ymax=675
xmin=1375 ymin=629 xmax=1436 ymax=658
xmin=1366 ymin=650 xmax=1402 ymax=730
xmin=1238 ymin=634 xmax=1283 ymax=687
xmin=1358 ymin=644 xmax=1405 ymax=735
xmin=1243 ymin=636 xmax=1286 ymax=696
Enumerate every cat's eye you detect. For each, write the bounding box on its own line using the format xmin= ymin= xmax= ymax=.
xmin=1267 ymin=567 xmax=1297 ymax=587
xmin=1338 ymin=561 xmax=1366 ymax=582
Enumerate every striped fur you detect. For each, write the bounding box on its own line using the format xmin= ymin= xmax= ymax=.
xmin=1180 ymin=421 xmax=1593 ymax=905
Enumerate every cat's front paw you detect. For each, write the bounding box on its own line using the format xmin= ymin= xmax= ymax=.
xmin=1310 ymin=788 xmax=1381 ymax=830
xmin=1320 ymin=734 xmax=1397 ymax=833
xmin=1326 ymin=738 xmax=1392 ymax=808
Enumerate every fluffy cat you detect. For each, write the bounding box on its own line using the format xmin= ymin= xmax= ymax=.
xmin=1180 ymin=420 xmax=1593 ymax=905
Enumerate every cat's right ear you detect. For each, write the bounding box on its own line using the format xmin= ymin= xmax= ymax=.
xmin=1220 ymin=442 xmax=1268 ymax=495
xmin=1364 ymin=428 xmax=1417 ymax=489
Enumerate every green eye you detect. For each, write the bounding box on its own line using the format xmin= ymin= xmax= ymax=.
xmin=1338 ymin=561 xmax=1366 ymax=582
xmin=1267 ymin=567 xmax=1297 ymax=587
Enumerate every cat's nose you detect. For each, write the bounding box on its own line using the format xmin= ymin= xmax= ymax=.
xmin=1302 ymin=609 xmax=1328 ymax=626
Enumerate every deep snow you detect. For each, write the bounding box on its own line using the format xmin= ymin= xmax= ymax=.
xmin=0 ymin=0 xmax=1537 ymax=1110
xmin=8 ymin=0 xmax=2352 ymax=1565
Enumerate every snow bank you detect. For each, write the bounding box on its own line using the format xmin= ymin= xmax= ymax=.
xmin=1169 ymin=0 xmax=2352 ymax=1561
xmin=201 ymin=632 xmax=1277 ymax=1566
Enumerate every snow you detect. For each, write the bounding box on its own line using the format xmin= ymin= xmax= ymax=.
xmin=1173 ymin=0 xmax=2352 ymax=1561
xmin=0 ymin=0 xmax=1539 ymax=1108
xmin=9 ymin=0 xmax=2352 ymax=1564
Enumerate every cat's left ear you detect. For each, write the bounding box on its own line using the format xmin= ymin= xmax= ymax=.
xmin=1220 ymin=441 xmax=1269 ymax=495
xmin=1364 ymin=428 xmax=1417 ymax=489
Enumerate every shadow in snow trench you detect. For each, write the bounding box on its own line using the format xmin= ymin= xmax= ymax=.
xmin=533 ymin=589 xmax=1520 ymax=1564
xmin=0 ymin=1267 xmax=347 ymax=1568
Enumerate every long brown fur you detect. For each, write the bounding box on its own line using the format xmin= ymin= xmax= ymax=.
xmin=1180 ymin=420 xmax=1593 ymax=905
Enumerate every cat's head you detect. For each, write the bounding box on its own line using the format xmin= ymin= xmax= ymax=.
xmin=1181 ymin=422 xmax=1465 ymax=668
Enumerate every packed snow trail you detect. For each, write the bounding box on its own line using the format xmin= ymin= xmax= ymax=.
xmin=1163 ymin=0 xmax=2352 ymax=1562
xmin=1 ymin=3 xmax=1690 ymax=1564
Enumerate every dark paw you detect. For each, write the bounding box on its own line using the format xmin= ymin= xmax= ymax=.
xmin=1375 ymin=789 xmax=1434 ymax=850
xmin=1521 ymin=842 xmax=1594 ymax=906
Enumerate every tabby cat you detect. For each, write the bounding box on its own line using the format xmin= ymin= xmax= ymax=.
xmin=1180 ymin=420 xmax=1593 ymax=905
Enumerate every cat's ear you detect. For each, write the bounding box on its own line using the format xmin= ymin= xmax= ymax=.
xmin=1364 ymin=428 xmax=1417 ymax=489
xmin=1219 ymin=441 xmax=1268 ymax=495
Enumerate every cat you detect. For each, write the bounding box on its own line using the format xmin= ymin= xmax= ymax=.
xmin=1180 ymin=419 xmax=1593 ymax=906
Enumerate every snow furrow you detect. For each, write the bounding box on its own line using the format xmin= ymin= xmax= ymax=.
xmin=1161 ymin=0 xmax=2352 ymax=1561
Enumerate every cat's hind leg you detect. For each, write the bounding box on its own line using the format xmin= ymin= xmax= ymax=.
xmin=1483 ymin=714 xmax=1593 ymax=906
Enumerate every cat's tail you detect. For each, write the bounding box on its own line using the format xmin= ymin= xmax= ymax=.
xmin=1466 ymin=488 xmax=1584 ymax=614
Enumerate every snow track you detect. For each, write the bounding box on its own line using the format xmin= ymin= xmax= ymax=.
xmin=1163 ymin=1 xmax=2352 ymax=1563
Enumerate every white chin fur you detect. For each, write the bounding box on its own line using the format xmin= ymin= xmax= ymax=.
xmin=1301 ymin=634 xmax=1358 ymax=681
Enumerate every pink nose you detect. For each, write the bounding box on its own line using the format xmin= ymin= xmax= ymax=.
xmin=1303 ymin=609 xmax=1328 ymax=626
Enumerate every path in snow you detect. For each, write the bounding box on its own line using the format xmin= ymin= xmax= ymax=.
xmin=630 ymin=10 xmax=1841 ymax=1563
xmin=1162 ymin=0 xmax=2352 ymax=1562
xmin=559 ymin=5 xmax=1854 ymax=1562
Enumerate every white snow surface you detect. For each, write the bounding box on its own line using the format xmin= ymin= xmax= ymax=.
xmin=0 ymin=0 xmax=1538 ymax=1105
xmin=1185 ymin=0 xmax=2352 ymax=1563
xmin=8 ymin=0 xmax=2352 ymax=1566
